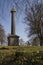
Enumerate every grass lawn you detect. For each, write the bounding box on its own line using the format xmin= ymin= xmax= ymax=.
xmin=0 ymin=46 xmax=43 ymax=65
xmin=0 ymin=46 xmax=43 ymax=54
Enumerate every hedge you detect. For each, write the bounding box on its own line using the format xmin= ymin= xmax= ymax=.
xmin=0 ymin=51 xmax=43 ymax=65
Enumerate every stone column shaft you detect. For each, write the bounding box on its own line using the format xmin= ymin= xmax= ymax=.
xmin=11 ymin=8 xmax=16 ymax=35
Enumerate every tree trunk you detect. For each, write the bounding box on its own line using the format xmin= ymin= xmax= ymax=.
xmin=1 ymin=41 xmax=3 ymax=46
xmin=40 ymin=36 xmax=43 ymax=46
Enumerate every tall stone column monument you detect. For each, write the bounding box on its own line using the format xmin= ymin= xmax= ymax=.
xmin=8 ymin=7 xmax=19 ymax=46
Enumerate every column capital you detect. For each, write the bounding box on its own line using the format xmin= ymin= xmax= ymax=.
xmin=11 ymin=7 xmax=16 ymax=12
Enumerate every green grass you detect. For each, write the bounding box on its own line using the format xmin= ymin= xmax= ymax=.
xmin=0 ymin=46 xmax=43 ymax=65
xmin=0 ymin=46 xmax=43 ymax=53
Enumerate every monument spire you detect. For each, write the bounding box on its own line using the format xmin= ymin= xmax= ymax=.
xmin=11 ymin=7 xmax=16 ymax=35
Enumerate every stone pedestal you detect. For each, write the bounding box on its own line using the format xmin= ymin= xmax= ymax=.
xmin=8 ymin=35 xmax=19 ymax=46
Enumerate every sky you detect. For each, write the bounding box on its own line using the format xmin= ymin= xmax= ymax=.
xmin=0 ymin=0 xmax=29 ymax=42
xmin=0 ymin=0 xmax=43 ymax=42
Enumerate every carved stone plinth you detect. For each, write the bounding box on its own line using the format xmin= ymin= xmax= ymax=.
xmin=8 ymin=35 xmax=19 ymax=46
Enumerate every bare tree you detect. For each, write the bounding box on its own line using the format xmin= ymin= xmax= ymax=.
xmin=25 ymin=0 xmax=43 ymax=45
xmin=19 ymin=38 xmax=25 ymax=46
xmin=32 ymin=37 xmax=40 ymax=46
xmin=0 ymin=24 xmax=5 ymax=45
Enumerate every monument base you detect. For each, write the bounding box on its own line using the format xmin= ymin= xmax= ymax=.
xmin=8 ymin=35 xmax=19 ymax=46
